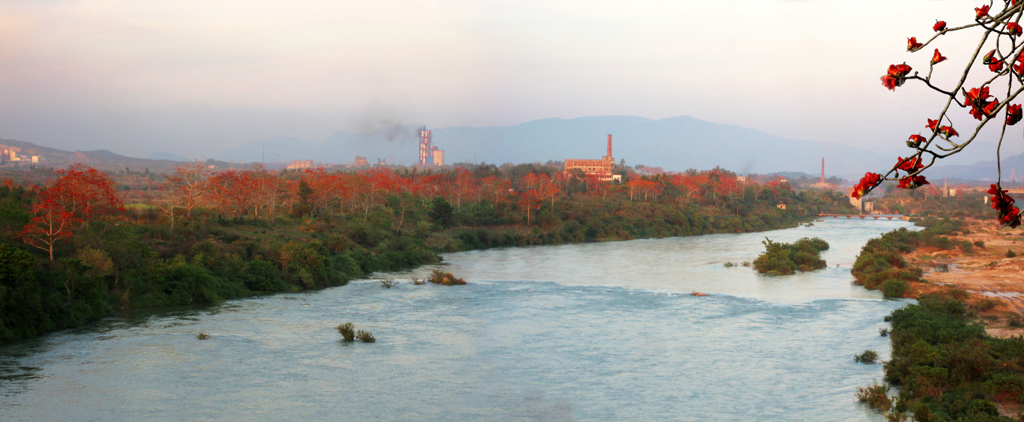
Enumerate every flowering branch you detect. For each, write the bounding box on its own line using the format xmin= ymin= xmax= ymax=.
xmin=858 ymin=1 xmax=1024 ymax=228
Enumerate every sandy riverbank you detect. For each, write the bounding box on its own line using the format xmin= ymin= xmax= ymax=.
xmin=902 ymin=218 xmax=1024 ymax=338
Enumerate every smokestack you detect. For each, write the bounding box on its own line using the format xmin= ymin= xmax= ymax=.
xmin=821 ymin=158 xmax=825 ymax=184
xmin=607 ymin=134 xmax=612 ymax=158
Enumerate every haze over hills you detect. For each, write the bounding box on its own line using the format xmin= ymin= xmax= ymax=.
xmin=927 ymin=151 xmax=1024 ymax=183
xmin=0 ymin=138 xmax=183 ymax=172
xmin=5 ymin=114 xmax=1014 ymax=180
xmin=214 ymin=115 xmax=892 ymax=177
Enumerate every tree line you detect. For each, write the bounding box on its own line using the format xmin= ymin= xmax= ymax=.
xmin=0 ymin=162 xmax=852 ymax=344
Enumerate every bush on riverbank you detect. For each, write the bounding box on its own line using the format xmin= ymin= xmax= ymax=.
xmin=878 ymin=291 xmax=1024 ymax=421
xmin=753 ymin=237 xmax=829 ymax=275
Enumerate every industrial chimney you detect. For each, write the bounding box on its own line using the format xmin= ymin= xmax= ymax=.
xmin=607 ymin=134 xmax=612 ymax=159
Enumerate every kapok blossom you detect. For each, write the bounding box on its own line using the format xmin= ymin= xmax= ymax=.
xmin=976 ymin=5 xmax=991 ymax=18
xmin=988 ymin=184 xmax=1022 ymax=228
xmin=907 ymin=134 xmax=927 ymax=148
xmin=851 ymin=172 xmax=883 ymax=199
xmin=881 ymin=63 xmax=912 ymax=91
xmin=1008 ymin=104 xmax=1023 ymax=126
xmin=907 ymin=37 xmax=924 ymax=51
xmin=1009 ymin=22 xmax=1023 ymax=37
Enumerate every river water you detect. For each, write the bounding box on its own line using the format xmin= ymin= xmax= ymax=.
xmin=0 ymin=218 xmax=912 ymax=421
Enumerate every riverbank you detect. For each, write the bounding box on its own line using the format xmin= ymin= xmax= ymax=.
xmin=900 ymin=218 xmax=1024 ymax=338
xmin=853 ymin=217 xmax=1024 ymax=421
xmin=0 ymin=173 xmax=840 ymax=346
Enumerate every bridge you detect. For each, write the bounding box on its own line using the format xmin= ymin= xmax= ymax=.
xmin=818 ymin=214 xmax=909 ymax=220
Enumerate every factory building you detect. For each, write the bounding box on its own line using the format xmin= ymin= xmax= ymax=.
xmin=418 ymin=126 xmax=444 ymax=166
xmin=565 ymin=134 xmax=619 ymax=182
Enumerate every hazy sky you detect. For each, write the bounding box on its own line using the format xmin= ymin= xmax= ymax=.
xmin=0 ymin=0 xmax=1015 ymax=161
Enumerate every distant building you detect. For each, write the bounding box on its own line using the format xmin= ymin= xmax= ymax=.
xmin=286 ymin=160 xmax=314 ymax=170
xmin=418 ymin=126 xmax=444 ymax=166
xmin=565 ymin=134 xmax=620 ymax=182
xmin=0 ymin=144 xmax=40 ymax=163
xmin=354 ymin=156 xmax=368 ymax=167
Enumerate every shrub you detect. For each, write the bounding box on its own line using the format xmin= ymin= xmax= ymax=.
xmin=879 ymin=327 xmax=889 ymax=337
xmin=856 ymin=381 xmax=892 ymax=411
xmin=337 ymin=322 xmax=355 ymax=341
xmin=240 ymin=260 xmax=285 ymax=292
xmin=356 ymin=330 xmax=375 ymax=343
xmin=855 ymin=349 xmax=880 ymax=364
xmin=378 ymin=278 xmax=398 ymax=289
xmin=753 ymin=237 xmax=829 ymax=275
xmin=1008 ymin=314 xmax=1024 ymax=328
xmin=974 ymin=240 xmax=986 ymax=248
xmin=971 ymin=298 xmax=1000 ymax=313
xmin=1008 ymin=249 xmax=1017 ymax=258
xmin=427 ymin=269 xmax=466 ymax=286
xmin=196 ymin=332 xmax=210 ymax=340
xmin=881 ymin=279 xmax=909 ymax=298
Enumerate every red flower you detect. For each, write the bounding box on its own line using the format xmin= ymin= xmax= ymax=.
xmin=977 ymin=5 xmax=990 ymax=18
xmin=907 ymin=134 xmax=927 ymax=148
xmin=1008 ymin=104 xmax=1023 ymax=125
xmin=926 ymin=119 xmax=939 ymax=131
xmin=984 ymin=49 xmax=998 ymax=64
xmin=931 ymin=49 xmax=947 ymax=65
xmin=964 ymin=86 xmax=996 ymax=120
xmin=898 ymin=175 xmax=929 ymax=189
xmin=984 ymin=50 xmax=1004 ymax=72
xmin=896 ymin=156 xmax=924 ymax=172
xmin=1015 ymin=55 xmax=1024 ymax=75
xmin=851 ymin=172 xmax=883 ymax=199
xmin=881 ymin=63 xmax=912 ymax=91
xmin=940 ymin=125 xmax=959 ymax=137
xmin=1010 ymin=23 xmax=1023 ymax=37
xmin=989 ymin=184 xmax=1023 ymax=227
xmin=985 ymin=101 xmax=1000 ymax=116
xmin=934 ymin=21 xmax=947 ymax=32
xmin=907 ymin=37 xmax=923 ymax=51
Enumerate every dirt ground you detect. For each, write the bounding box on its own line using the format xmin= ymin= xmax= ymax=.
xmin=903 ymin=219 xmax=1024 ymax=339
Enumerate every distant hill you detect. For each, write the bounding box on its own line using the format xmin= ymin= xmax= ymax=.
xmin=0 ymin=139 xmax=213 ymax=172
xmin=215 ymin=115 xmax=891 ymax=176
xmin=928 ymin=151 xmax=1024 ymax=182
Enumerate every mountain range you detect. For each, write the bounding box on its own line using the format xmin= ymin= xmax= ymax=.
xmin=213 ymin=115 xmax=894 ymax=177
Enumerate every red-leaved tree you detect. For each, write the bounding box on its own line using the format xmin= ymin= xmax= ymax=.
xmin=19 ymin=165 xmax=123 ymax=261
xmin=860 ymin=2 xmax=1024 ymax=227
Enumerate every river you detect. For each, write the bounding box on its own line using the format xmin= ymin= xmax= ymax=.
xmin=0 ymin=218 xmax=912 ymax=421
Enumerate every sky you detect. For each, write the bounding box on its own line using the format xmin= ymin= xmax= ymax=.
xmin=0 ymin=0 xmax=1019 ymax=163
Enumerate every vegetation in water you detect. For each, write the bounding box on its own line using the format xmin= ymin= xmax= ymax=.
xmin=427 ymin=269 xmax=466 ymax=286
xmin=752 ymin=237 xmax=829 ymax=275
xmin=854 ymin=350 xmax=880 ymax=364
xmin=336 ymin=322 xmax=355 ymax=342
xmin=356 ymin=330 xmax=375 ymax=343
